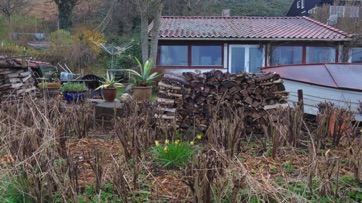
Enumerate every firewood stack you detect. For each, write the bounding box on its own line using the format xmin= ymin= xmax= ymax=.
xmin=156 ymin=74 xmax=189 ymax=125
xmin=0 ymin=60 xmax=39 ymax=102
xmin=157 ymin=70 xmax=289 ymax=134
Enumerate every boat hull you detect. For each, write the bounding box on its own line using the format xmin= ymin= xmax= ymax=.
xmin=283 ymin=79 xmax=362 ymax=121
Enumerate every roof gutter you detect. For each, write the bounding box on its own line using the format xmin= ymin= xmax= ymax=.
xmin=155 ymin=37 xmax=353 ymax=42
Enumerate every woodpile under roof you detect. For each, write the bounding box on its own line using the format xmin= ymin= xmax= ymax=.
xmin=0 ymin=57 xmax=40 ymax=102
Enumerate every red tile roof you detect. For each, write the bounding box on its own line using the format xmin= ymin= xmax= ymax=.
xmin=152 ymin=16 xmax=353 ymax=41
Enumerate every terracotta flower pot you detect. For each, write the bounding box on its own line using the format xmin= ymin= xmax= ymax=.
xmin=42 ymin=87 xmax=60 ymax=98
xmin=103 ymin=88 xmax=117 ymax=102
xmin=133 ymin=86 xmax=152 ymax=101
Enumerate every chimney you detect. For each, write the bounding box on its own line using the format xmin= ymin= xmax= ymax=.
xmin=222 ymin=9 xmax=231 ymax=17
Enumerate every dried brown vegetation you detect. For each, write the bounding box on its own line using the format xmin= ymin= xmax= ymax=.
xmin=0 ymin=96 xmax=361 ymax=202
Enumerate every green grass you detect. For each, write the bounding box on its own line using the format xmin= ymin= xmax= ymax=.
xmin=0 ymin=176 xmax=35 ymax=203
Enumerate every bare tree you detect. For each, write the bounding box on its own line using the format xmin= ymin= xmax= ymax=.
xmin=134 ymin=0 xmax=163 ymax=65
xmin=53 ymin=0 xmax=80 ymax=30
xmin=310 ymin=1 xmax=362 ymax=61
xmin=310 ymin=0 xmax=362 ymax=34
xmin=0 ymin=0 xmax=29 ymax=22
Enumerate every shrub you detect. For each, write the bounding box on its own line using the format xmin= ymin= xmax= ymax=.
xmin=74 ymin=27 xmax=106 ymax=54
xmin=150 ymin=140 xmax=195 ymax=169
xmin=62 ymin=82 xmax=87 ymax=92
xmin=37 ymin=82 xmax=61 ymax=89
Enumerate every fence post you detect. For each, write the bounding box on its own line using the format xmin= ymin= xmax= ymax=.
xmin=298 ymin=89 xmax=304 ymax=112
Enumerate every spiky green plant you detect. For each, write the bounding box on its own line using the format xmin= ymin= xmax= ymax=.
xmin=124 ymin=58 xmax=161 ymax=86
xmin=95 ymin=72 xmax=123 ymax=90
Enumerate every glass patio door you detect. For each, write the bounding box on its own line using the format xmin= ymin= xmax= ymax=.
xmin=229 ymin=45 xmax=264 ymax=73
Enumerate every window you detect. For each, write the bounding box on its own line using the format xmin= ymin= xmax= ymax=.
xmin=330 ymin=6 xmax=359 ymax=17
xmin=351 ymin=48 xmax=362 ymax=63
xmin=272 ymin=46 xmax=303 ymax=65
xmin=297 ymin=0 xmax=300 ymax=9
xmin=158 ymin=45 xmax=223 ymax=67
xmin=306 ymin=47 xmax=336 ymax=63
xmin=159 ymin=46 xmax=188 ymax=66
xmin=191 ymin=46 xmax=222 ymax=66
xmin=301 ymin=0 xmax=304 ymax=9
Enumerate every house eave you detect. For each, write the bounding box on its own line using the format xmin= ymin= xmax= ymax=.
xmin=155 ymin=37 xmax=352 ymax=42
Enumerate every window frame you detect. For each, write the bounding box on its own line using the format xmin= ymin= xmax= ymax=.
xmin=306 ymin=46 xmax=338 ymax=64
xmin=271 ymin=45 xmax=338 ymax=65
xmin=191 ymin=45 xmax=223 ymax=66
xmin=350 ymin=47 xmax=362 ymax=63
xmin=158 ymin=45 xmax=189 ymax=66
xmin=271 ymin=45 xmax=303 ymax=66
xmin=157 ymin=43 xmax=224 ymax=69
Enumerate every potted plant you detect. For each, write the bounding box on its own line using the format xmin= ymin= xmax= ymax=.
xmin=124 ymin=58 xmax=161 ymax=100
xmin=38 ymin=81 xmax=61 ymax=98
xmin=95 ymin=73 xmax=123 ymax=102
xmin=62 ymin=82 xmax=88 ymax=103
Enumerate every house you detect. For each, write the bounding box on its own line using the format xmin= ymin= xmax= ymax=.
xmin=151 ymin=16 xmax=353 ymax=74
xmin=287 ymin=0 xmax=361 ymax=17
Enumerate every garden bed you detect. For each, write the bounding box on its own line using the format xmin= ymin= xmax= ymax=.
xmin=0 ymin=97 xmax=361 ymax=202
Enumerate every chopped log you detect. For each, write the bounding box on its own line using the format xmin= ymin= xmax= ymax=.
xmin=21 ymin=75 xmax=32 ymax=82
xmin=0 ymin=70 xmax=11 ymax=75
xmin=158 ymin=90 xmax=183 ymax=98
xmin=19 ymin=71 xmax=31 ymax=77
xmin=154 ymin=114 xmax=175 ymax=120
xmin=260 ymin=79 xmax=284 ymax=86
xmin=264 ymin=103 xmax=289 ymax=110
xmin=163 ymin=74 xmax=188 ymax=85
xmin=157 ymin=98 xmax=175 ymax=104
xmin=157 ymin=107 xmax=176 ymax=113
xmin=158 ymin=82 xmax=182 ymax=90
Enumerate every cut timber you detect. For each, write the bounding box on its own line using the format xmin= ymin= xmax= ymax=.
xmin=0 ymin=83 xmax=11 ymax=89
xmin=163 ymin=74 xmax=188 ymax=85
xmin=260 ymin=79 xmax=284 ymax=86
xmin=21 ymin=75 xmax=32 ymax=82
xmin=264 ymin=103 xmax=289 ymax=110
xmin=157 ymin=107 xmax=176 ymax=113
xmin=11 ymin=83 xmax=23 ymax=89
xmin=7 ymin=78 xmax=22 ymax=83
xmin=157 ymin=98 xmax=175 ymax=104
xmin=154 ymin=114 xmax=175 ymax=119
xmin=0 ymin=70 xmax=11 ymax=75
xmin=158 ymin=90 xmax=183 ymax=98
xmin=158 ymin=82 xmax=182 ymax=90
xmin=16 ymin=86 xmax=36 ymax=94
xmin=19 ymin=71 xmax=31 ymax=77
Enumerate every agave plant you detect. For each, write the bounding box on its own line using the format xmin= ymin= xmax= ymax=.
xmin=95 ymin=72 xmax=123 ymax=90
xmin=124 ymin=58 xmax=161 ymax=87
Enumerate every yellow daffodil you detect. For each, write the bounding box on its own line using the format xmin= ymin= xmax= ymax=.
xmin=175 ymin=140 xmax=180 ymax=145
xmin=190 ymin=141 xmax=195 ymax=145
xmin=164 ymin=146 xmax=168 ymax=152
xmin=197 ymin=134 xmax=202 ymax=140
xmin=360 ymin=129 xmax=362 ymax=133
xmin=155 ymin=140 xmax=159 ymax=146
xmin=165 ymin=139 xmax=170 ymax=144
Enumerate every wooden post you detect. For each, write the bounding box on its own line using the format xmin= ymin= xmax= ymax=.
xmin=298 ymin=89 xmax=304 ymax=112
